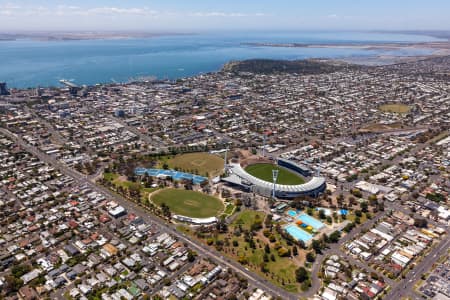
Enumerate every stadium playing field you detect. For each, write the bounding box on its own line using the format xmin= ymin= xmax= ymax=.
xmin=244 ymin=163 xmax=305 ymax=185
xmin=166 ymin=152 xmax=224 ymax=177
xmin=151 ymin=188 xmax=224 ymax=218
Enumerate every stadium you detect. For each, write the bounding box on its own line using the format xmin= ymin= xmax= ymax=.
xmin=222 ymin=158 xmax=326 ymax=199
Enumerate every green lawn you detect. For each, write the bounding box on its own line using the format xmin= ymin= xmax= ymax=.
xmin=233 ymin=210 xmax=265 ymax=229
xmin=151 ymin=188 xmax=224 ymax=218
xmin=379 ymin=103 xmax=411 ymax=114
xmin=223 ymin=203 xmax=236 ymax=216
xmin=104 ymin=172 xmax=140 ymax=190
xmin=166 ymin=152 xmax=224 ymax=177
xmin=245 ymin=164 xmax=305 ymax=185
xmin=103 ymin=172 xmax=119 ymax=182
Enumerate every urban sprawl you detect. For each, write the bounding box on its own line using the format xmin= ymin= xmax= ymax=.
xmin=0 ymin=56 xmax=449 ymax=300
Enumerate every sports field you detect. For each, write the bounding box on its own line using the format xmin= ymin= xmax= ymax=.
xmin=379 ymin=103 xmax=411 ymax=114
xmin=244 ymin=163 xmax=305 ymax=185
xmin=151 ymin=188 xmax=224 ymax=218
xmin=166 ymin=152 xmax=224 ymax=177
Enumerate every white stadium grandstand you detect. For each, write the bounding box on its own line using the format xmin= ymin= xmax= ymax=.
xmin=222 ymin=159 xmax=326 ymax=199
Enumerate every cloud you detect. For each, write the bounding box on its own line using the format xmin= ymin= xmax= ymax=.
xmin=0 ymin=4 xmax=159 ymax=17
xmin=0 ymin=3 xmax=20 ymax=9
xmin=86 ymin=7 xmax=159 ymax=16
xmin=0 ymin=4 xmax=261 ymax=19
xmin=189 ymin=11 xmax=266 ymax=18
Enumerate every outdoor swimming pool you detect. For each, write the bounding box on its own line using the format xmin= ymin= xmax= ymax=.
xmin=297 ymin=214 xmax=325 ymax=230
xmin=287 ymin=210 xmax=297 ymax=217
xmin=285 ymin=224 xmax=313 ymax=242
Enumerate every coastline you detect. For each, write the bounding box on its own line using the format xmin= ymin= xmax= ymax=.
xmin=243 ymin=41 xmax=450 ymax=66
xmin=0 ymin=32 xmax=193 ymax=42
xmin=1 ymin=32 xmax=450 ymax=89
xmin=243 ymin=41 xmax=450 ymax=51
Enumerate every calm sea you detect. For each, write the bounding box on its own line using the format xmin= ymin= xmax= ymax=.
xmin=0 ymin=31 xmax=442 ymax=88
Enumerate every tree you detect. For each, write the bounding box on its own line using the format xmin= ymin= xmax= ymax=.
xmin=187 ymin=250 xmax=197 ymax=262
xmin=329 ymin=231 xmax=341 ymax=243
xmin=216 ymin=216 xmax=228 ymax=233
xmin=264 ymin=244 xmax=270 ymax=254
xmin=260 ymin=263 xmax=269 ymax=273
xmin=11 ymin=264 xmax=32 ymax=278
xmin=351 ymin=188 xmax=362 ymax=198
xmin=4 ymin=275 xmax=23 ymax=293
xmin=295 ymin=267 xmax=309 ymax=283
xmin=160 ymin=203 xmax=171 ymax=219
xmin=360 ymin=201 xmax=369 ymax=213
xmin=318 ymin=209 xmax=326 ymax=220
xmin=414 ymin=218 xmax=428 ymax=228
xmin=292 ymin=246 xmax=298 ymax=256
xmin=348 ymin=196 xmax=356 ymax=206
xmin=306 ymin=251 xmax=315 ymax=262
xmin=343 ymin=222 xmax=355 ymax=233
xmin=312 ymin=239 xmax=322 ymax=254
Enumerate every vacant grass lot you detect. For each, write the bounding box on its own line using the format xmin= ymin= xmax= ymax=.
xmin=166 ymin=152 xmax=224 ymax=177
xmin=151 ymin=188 xmax=224 ymax=218
xmin=245 ymin=163 xmax=305 ymax=185
xmin=379 ymin=103 xmax=411 ymax=114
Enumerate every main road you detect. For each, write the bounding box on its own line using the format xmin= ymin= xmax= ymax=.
xmin=0 ymin=128 xmax=298 ymax=300
xmin=386 ymin=235 xmax=450 ymax=300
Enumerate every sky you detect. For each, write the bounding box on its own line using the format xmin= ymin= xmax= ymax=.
xmin=1 ymin=0 xmax=450 ymax=32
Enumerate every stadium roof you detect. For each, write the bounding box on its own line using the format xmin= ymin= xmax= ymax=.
xmin=277 ymin=157 xmax=311 ymax=172
xmin=228 ymin=163 xmax=325 ymax=193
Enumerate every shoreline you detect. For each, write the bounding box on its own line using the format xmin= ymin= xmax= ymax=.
xmin=3 ymin=53 xmax=450 ymax=90
xmin=1 ymin=37 xmax=450 ymax=90
xmin=243 ymin=41 xmax=450 ymax=51
xmin=0 ymin=32 xmax=194 ymax=42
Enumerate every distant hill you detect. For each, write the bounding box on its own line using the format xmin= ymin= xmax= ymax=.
xmin=222 ymin=59 xmax=360 ymax=75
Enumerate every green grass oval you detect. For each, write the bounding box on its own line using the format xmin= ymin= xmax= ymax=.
xmin=244 ymin=163 xmax=305 ymax=185
xmin=151 ymin=188 xmax=224 ymax=218
xmin=166 ymin=152 xmax=224 ymax=177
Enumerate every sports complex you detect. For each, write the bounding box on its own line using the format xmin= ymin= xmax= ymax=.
xmin=222 ymin=157 xmax=326 ymax=199
xmin=135 ymin=168 xmax=208 ymax=184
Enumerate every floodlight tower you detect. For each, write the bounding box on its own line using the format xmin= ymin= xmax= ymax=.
xmin=316 ymin=158 xmax=321 ymax=177
xmin=272 ymin=169 xmax=279 ymax=199
xmin=223 ymin=148 xmax=228 ymax=172
xmin=262 ymin=134 xmax=267 ymax=157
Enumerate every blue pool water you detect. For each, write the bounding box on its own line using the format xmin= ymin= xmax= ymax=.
xmin=287 ymin=210 xmax=297 ymax=217
xmin=297 ymin=214 xmax=325 ymax=230
xmin=340 ymin=209 xmax=348 ymax=215
xmin=285 ymin=224 xmax=313 ymax=242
